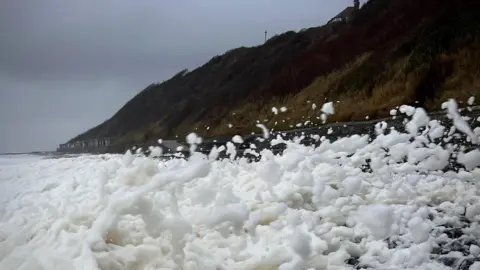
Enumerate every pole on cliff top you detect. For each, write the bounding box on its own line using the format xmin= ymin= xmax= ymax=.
xmin=265 ymin=31 xmax=267 ymax=43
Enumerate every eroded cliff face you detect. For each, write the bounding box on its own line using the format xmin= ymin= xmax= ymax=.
xmin=71 ymin=0 xmax=480 ymax=152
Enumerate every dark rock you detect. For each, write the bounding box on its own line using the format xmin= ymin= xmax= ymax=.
xmin=345 ymin=257 xmax=360 ymax=269
xmin=438 ymin=256 xmax=458 ymax=267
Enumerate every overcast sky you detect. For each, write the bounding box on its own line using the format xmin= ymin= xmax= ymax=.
xmin=0 ymin=0 xmax=358 ymax=153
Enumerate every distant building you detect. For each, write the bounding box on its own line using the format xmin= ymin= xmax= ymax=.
xmin=327 ymin=0 xmax=360 ymax=24
xmin=56 ymin=137 xmax=114 ymax=152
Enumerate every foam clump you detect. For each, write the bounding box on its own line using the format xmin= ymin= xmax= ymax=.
xmin=357 ymin=204 xmax=395 ymax=240
xmin=468 ymin=96 xmax=475 ymax=106
xmin=400 ymin=105 xmax=416 ymax=116
xmin=407 ymin=216 xmax=431 ymax=243
xmin=186 ymin=132 xmax=202 ymax=145
xmin=406 ymin=108 xmax=429 ymax=136
xmin=457 ymin=150 xmax=480 ymax=171
xmin=1 ymin=99 xmax=480 ymax=269
xmin=342 ymin=176 xmax=362 ymax=196
xmin=443 ymin=99 xmax=478 ymax=143
xmin=256 ymin=123 xmax=270 ymax=139
xmin=232 ymin=135 xmax=244 ymax=144
xmin=321 ymin=102 xmax=335 ymax=115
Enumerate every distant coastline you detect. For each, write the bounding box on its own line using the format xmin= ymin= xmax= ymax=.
xmin=0 ymin=151 xmax=73 ymax=157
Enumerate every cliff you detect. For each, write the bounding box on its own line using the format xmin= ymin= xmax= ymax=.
xmin=70 ymin=0 xmax=480 ymax=152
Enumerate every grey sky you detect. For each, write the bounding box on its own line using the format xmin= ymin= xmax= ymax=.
xmin=0 ymin=0 xmax=358 ymax=153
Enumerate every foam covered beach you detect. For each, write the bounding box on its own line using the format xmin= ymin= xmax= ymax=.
xmin=1 ymin=100 xmax=480 ymax=270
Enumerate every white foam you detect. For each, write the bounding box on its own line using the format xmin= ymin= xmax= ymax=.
xmin=471 ymin=245 xmax=480 ymax=257
xmin=357 ymin=204 xmax=395 ymax=240
xmin=457 ymin=150 xmax=480 ymax=171
xmin=321 ymin=102 xmax=335 ymax=115
xmin=471 ymin=262 xmax=480 ymax=270
xmin=468 ymin=96 xmax=475 ymax=106
xmin=443 ymin=99 xmax=478 ymax=143
xmin=256 ymin=124 xmax=270 ymax=139
xmin=232 ymin=135 xmax=244 ymax=144
xmin=400 ymin=105 xmax=416 ymax=116
xmin=407 ymin=216 xmax=431 ymax=243
xmin=406 ymin=108 xmax=430 ymax=136
xmin=321 ymin=113 xmax=327 ymax=123
xmin=1 ymin=100 xmax=479 ymax=270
